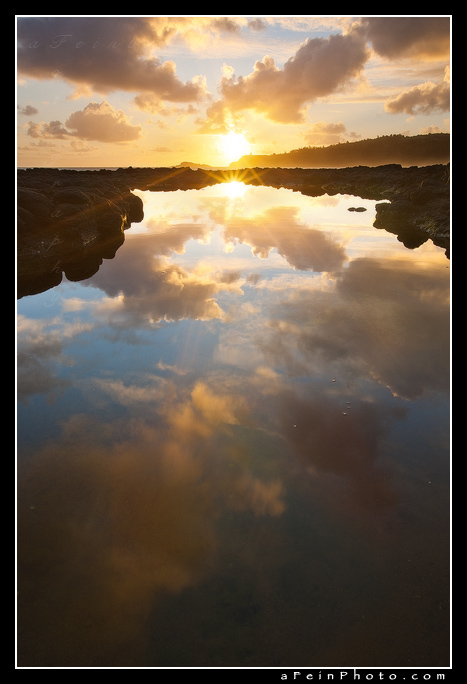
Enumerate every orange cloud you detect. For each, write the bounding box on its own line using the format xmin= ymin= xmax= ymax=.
xmin=385 ymin=67 xmax=450 ymax=116
xmin=204 ymin=32 xmax=369 ymax=125
xmin=65 ymin=100 xmax=142 ymax=141
xmin=26 ymin=100 xmax=142 ymax=143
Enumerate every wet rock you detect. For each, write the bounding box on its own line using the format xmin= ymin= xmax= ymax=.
xmin=17 ymin=169 xmax=144 ymax=298
xmin=17 ymin=187 xmax=53 ymax=233
xmin=373 ymin=200 xmax=430 ymax=250
xmin=52 ymin=187 xmax=93 ymax=205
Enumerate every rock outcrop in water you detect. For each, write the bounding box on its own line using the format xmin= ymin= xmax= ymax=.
xmin=17 ymin=169 xmax=144 ymax=298
xmin=17 ymin=163 xmax=450 ymax=298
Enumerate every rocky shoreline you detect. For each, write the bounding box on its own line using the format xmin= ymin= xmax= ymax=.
xmin=17 ymin=164 xmax=450 ymax=298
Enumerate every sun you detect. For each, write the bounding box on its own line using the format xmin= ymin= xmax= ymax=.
xmin=217 ymin=131 xmax=251 ymax=163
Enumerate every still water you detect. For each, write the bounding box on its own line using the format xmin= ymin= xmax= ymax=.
xmin=16 ymin=182 xmax=450 ymax=668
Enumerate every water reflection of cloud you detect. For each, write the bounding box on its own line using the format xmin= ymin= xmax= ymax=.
xmin=91 ymin=255 xmax=225 ymax=325
xmin=17 ymin=378 xmax=286 ymax=664
xmin=78 ymin=189 xmax=389 ymax=334
xmin=223 ymin=205 xmax=347 ymax=272
xmin=85 ymin=227 xmax=248 ymax=326
xmin=17 ymin=186 xmax=450 ymax=666
xmin=16 ymin=314 xmax=93 ymax=403
xmin=17 ymin=413 xmax=216 ymax=664
xmin=136 ymin=190 xmax=349 ymax=273
xmin=93 ymin=375 xmax=170 ymax=406
xmin=136 ymin=218 xmax=210 ymax=255
xmin=261 ymin=256 xmax=450 ymax=399
xmin=277 ymin=389 xmax=402 ymax=514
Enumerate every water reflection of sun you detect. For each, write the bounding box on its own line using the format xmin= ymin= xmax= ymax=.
xmin=221 ymin=180 xmax=247 ymax=200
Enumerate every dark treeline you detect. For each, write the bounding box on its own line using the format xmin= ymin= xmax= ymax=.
xmin=230 ymin=133 xmax=450 ymax=169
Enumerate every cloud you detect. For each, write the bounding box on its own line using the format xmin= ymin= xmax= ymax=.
xmin=420 ymin=125 xmax=443 ymax=135
xmin=26 ymin=100 xmax=142 ymax=143
xmin=93 ymin=257 xmax=225 ymax=326
xmin=16 ymin=16 xmax=209 ymax=104
xmin=247 ymin=18 xmax=268 ymax=32
xmin=65 ymin=101 xmax=142 ymax=141
xmin=17 ymin=140 xmax=56 ymax=151
xmin=132 ymin=92 xmax=200 ymax=117
xmin=358 ymin=16 xmax=450 ymax=60
xmin=17 ymin=16 xmax=451 ymax=136
xmin=385 ymin=67 xmax=450 ymax=116
xmin=198 ymin=16 xmax=450 ymax=130
xmin=27 ymin=119 xmax=70 ymax=139
xmin=17 ymin=408 xmax=218 ymax=663
xmin=210 ymin=17 xmax=242 ymax=34
xmin=303 ymin=120 xmax=361 ymax=146
xmin=202 ymin=31 xmax=369 ymax=126
xmin=17 ymin=104 xmax=38 ymax=116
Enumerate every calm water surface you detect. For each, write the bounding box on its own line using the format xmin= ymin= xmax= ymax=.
xmin=17 ymin=183 xmax=450 ymax=667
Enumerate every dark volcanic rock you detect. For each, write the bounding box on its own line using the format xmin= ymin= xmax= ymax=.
xmin=17 ymin=169 xmax=144 ymax=298
xmin=373 ymin=200 xmax=431 ymax=250
xmin=17 ymin=187 xmax=54 ymax=233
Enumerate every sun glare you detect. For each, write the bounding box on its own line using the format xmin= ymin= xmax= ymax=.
xmin=218 ymin=131 xmax=251 ymax=163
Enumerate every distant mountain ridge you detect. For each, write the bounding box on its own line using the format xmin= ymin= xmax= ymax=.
xmin=176 ymin=161 xmax=227 ymax=170
xmin=229 ymin=133 xmax=450 ymax=169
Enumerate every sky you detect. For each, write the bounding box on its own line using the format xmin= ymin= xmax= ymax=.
xmin=16 ymin=15 xmax=451 ymax=168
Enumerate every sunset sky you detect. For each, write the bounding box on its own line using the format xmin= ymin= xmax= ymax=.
xmin=16 ymin=15 xmax=451 ymax=168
